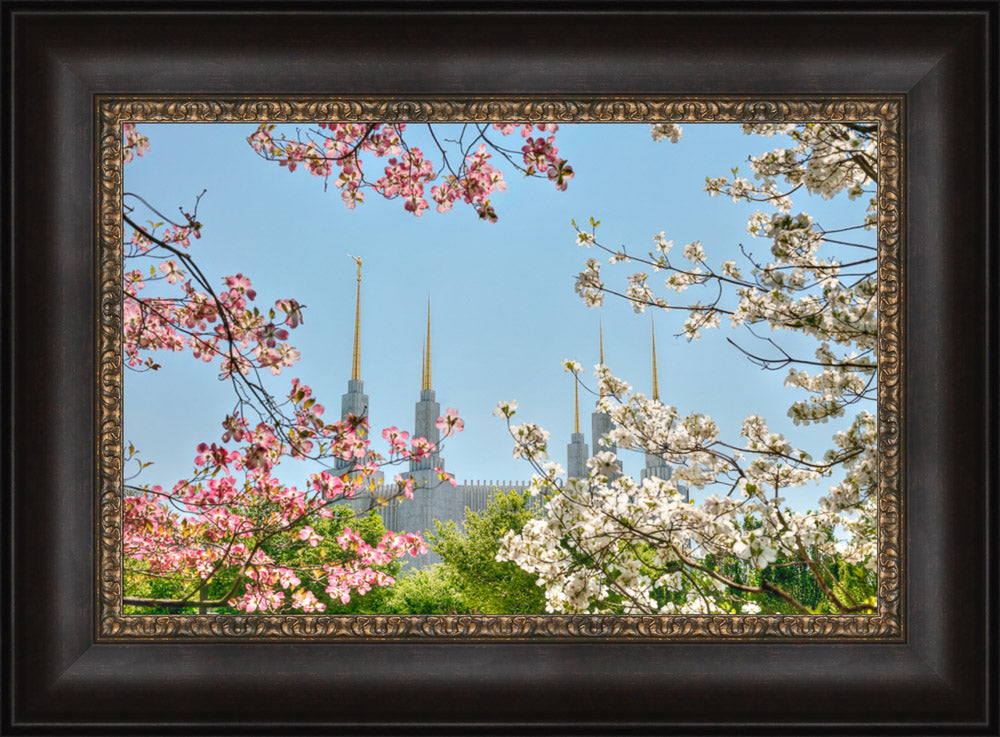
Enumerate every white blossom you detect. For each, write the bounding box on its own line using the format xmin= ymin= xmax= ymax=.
xmin=682 ymin=241 xmax=706 ymax=264
xmin=650 ymin=123 xmax=683 ymax=143
xmin=491 ymin=399 xmax=519 ymax=418
xmin=574 ymin=258 xmax=604 ymax=307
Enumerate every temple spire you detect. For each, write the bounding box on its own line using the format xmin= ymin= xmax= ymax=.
xmin=567 ymin=368 xmax=589 ymax=480
xmin=574 ymin=376 xmax=580 ymax=434
xmin=651 ymin=318 xmax=660 ymax=401
xmin=349 ymin=255 xmax=362 ymax=381
xmin=598 ymin=322 xmax=606 ymax=396
xmin=411 ymin=296 xmax=442 ymax=477
xmin=641 ymin=316 xmax=679 ymax=493
xmin=591 ymin=320 xmax=620 ymax=480
xmin=421 ymin=296 xmax=432 ymax=391
xmin=337 ymin=256 xmax=371 ymax=471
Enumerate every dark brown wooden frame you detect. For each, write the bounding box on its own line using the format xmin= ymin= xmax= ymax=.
xmin=3 ymin=2 xmax=996 ymax=733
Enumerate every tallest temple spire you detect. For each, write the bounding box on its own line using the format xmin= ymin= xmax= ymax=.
xmin=567 ymin=373 xmax=589 ymax=480
xmin=337 ymin=256 xmax=371 ymax=470
xmin=574 ymin=376 xmax=580 ymax=434
xmin=421 ymin=297 xmax=432 ymax=391
xmin=651 ymin=318 xmax=660 ymax=402
xmin=641 ymin=316 xmax=679 ymax=492
xmin=351 ymin=256 xmax=362 ymax=381
xmin=598 ymin=321 xmax=607 ymax=397
xmin=411 ymin=296 xmax=443 ymax=476
xmin=591 ymin=322 xmax=620 ymax=480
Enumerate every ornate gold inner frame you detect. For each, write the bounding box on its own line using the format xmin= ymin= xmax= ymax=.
xmin=97 ymin=97 xmax=903 ymax=641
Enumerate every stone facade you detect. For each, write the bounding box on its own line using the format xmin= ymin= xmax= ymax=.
xmin=350 ymin=478 xmax=533 ymax=568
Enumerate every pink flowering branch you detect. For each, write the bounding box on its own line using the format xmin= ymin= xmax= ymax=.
xmin=120 ymin=124 xmax=479 ymax=612
xmin=124 ymin=388 xmax=465 ymax=612
xmin=248 ymin=122 xmax=572 ymax=221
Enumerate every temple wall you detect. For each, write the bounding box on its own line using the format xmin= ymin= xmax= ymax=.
xmin=349 ymin=480 xmax=534 ymax=568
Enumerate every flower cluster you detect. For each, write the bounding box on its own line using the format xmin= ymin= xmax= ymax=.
xmin=123 ymin=123 xmax=150 ymax=163
xmin=430 ymin=144 xmax=507 ymax=223
xmin=435 ymin=407 xmax=465 ymax=437
xmin=247 ymin=122 xmax=572 ymax=221
xmin=649 ymin=123 xmax=683 ymax=144
xmin=124 ymin=222 xmax=305 ymax=378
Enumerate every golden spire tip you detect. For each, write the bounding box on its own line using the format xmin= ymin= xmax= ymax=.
xmin=421 ymin=296 xmax=432 ymax=391
xmin=651 ymin=318 xmax=659 ymax=401
xmin=349 ymin=255 xmax=362 ymax=381
xmin=574 ymin=377 xmax=580 ymax=434
xmin=598 ymin=322 xmax=606 ymax=397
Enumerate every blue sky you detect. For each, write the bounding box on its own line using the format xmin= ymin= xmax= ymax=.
xmin=123 ymin=122 xmax=872 ymax=503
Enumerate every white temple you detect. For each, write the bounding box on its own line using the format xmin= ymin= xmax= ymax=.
xmin=340 ymin=261 xmax=678 ymax=568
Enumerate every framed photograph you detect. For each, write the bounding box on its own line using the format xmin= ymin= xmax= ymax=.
xmin=4 ymin=3 xmax=996 ymax=734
